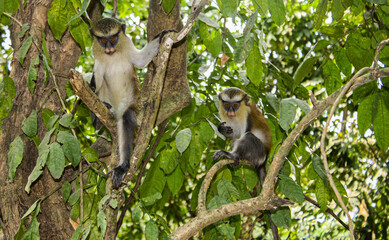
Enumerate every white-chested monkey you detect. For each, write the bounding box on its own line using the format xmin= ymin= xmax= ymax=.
xmin=212 ymin=87 xmax=279 ymax=240
xmin=90 ymin=18 xmax=173 ymax=189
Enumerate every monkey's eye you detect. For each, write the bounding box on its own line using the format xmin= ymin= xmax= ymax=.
xmin=101 ymin=38 xmax=107 ymax=44
xmin=110 ymin=36 xmax=117 ymax=42
xmin=224 ymin=102 xmax=230 ymax=109
xmin=232 ymin=103 xmax=240 ymax=109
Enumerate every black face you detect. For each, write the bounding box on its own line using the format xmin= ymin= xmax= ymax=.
xmin=222 ymin=100 xmax=241 ymax=112
xmin=95 ymin=31 xmax=120 ymax=54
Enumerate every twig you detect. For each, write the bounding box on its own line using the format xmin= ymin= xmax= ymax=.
xmin=304 ymin=195 xmax=358 ymax=239
xmin=115 ymin=120 xmax=169 ymax=235
xmin=112 ymin=0 xmax=117 ymax=18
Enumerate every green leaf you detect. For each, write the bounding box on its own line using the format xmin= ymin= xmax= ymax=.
xmin=293 ymin=56 xmax=319 ymax=88
xmin=18 ymin=36 xmax=33 ymax=66
xmin=198 ymin=13 xmax=219 ymax=28
xmin=25 ymin=148 xmax=49 ymax=194
xmin=162 ymin=0 xmax=176 ymax=14
xmin=278 ymin=174 xmax=304 ymax=204
xmin=47 ymin=142 xmax=65 ymax=179
xmin=323 ymin=60 xmax=341 ymax=95
xmin=242 ymin=167 xmax=259 ymax=191
xmin=97 ymin=211 xmax=107 ymax=237
xmin=8 ymin=136 xmax=24 ymax=181
xmin=346 ymin=32 xmax=374 ymax=70
xmin=372 ymin=91 xmax=389 ymax=151
xmin=22 ymin=110 xmax=38 ymax=137
xmin=59 ymin=113 xmax=76 ymax=128
xmin=358 ymin=93 xmax=374 ymax=135
xmin=23 ymin=214 xmax=40 ymax=240
xmin=21 ymin=200 xmax=39 ymax=219
xmin=216 ymin=223 xmax=235 ymax=239
xmin=331 ymin=177 xmax=349 ymax=205
xmin=217 ymin=179 xmax=240 ymax=202
xmin=160 ymin=145 xmax=180 ymax=174
xmin=245 ymin=41 xmax=263 ymax=86
xmin=71 ymin=224 xmax=82 ymax=240
xmin=217 ymin=0 xmax=237 ymax=17
xmin=62 ymin=181 xmax=72 ymax=203
xmin=69 ymin=18 xmax=92 ymax=52
xmin=234 ymin=34 xmax=254 ymax=64
xmin=332 ymin=0 xmax=345 ymax=21
xmin=57 ymin=131 xmax=81 ymax=167
xmin=82 ymin=147 xmax=99 ymax=163
xmin=176 ymin=128 xmax=192 ymax=154
xmin=27 ymin=55 xmax=39 ymax=94
xmin=279 ymin=99 xmax=297 ymax=131
xmin=132 ymin=203 xmax=142 ymax=222
xmin=145 ymin=222 xmax=159 ymax=240
xmin=167 ymin=166 xmax=185 ymax=195
xmin=253 ymin=0 xmax=268 ymax=16
xmin=41 ymin=30 xmax=52 ymax=67
xmin=140 ymin=157 xmax=166 ymax=206
xmin=68 ymin=189 xmax=81 ymax=206
xmin=47 ymin=0 xmax=75 ymax=41
xmin=3 ymin=0 xmax=19 ymax=13
xmin=315 ymin=178 xmax=331 ymax=211
xmin=334 ymin=47 xmax=351 ymax=77
xmin=41 ymin=109 xmax=56 ymax=130
xmin=109 ymin=198 xmax=118 ymax=209
xmin=312 ymin=155 xmax=328 ymax=182
xmin=18 ymin=24 xmax=30 ymax=38
xmin=313 ymin=0 xmax=328 ymax=29
xmin=268 ymin=0 xmax=286 ymax=26
xmin=271 ymin=207 xmax=291 ymax=228
xmin=199 ymin=21 xmax=222 ymax=57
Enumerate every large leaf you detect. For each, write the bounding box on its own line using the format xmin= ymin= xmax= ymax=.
xmin=160 ymin=144 xmax=180 ymax=174
xmin=315 ymin=177 xmax=331 ymax=211
xmin=199 ymin=21 xmax=222 ymax=57
xmin=245 ymin=41 xmax=263 ymax=86
xmin=47 ymin=142 xmax=65 ymax=179
xmin=279 ymin=99 xmax=298 ymax=131
xmin=140 ymin=157 xmax=166 ymax=206
xmin=268 ymin=0 xmax=286 ymax=26
xmin=57 ymin=131 xmax=81 ymax=167
xmin=25 ymin=149 xmax=49 ymax=193
xmin=69 ymin=18 xmax=92 ymax=52
xmin=47 ymin=0 xmax=75 ymax=41
xmin=271 ymin=207 xmax=291 ymax=228
xmin=176 ymin=128 xmax=192 ymax=154
xmin=167 ymin=166 xmax=185 ymax=195
xmin=18 ymin=36 xmax=33 ymax=66
xmin=217 ymin=0 xmax=238 ymax=17
xmin=293 ymin=56 xmax=319 ymax=88
xmin=8 ymin=136 xmax=24 ymax=181
xmin=334 ymin=47 xmax=352 ymax=77
xmin=145 ymin=222 xmax=159 ymax=240
xmin=162 ymin=0 xmax=176 ymax=14
xmin=346 ymin=32 xmax=374 ymax=70
xmin=372 ymin=91 xmax=389 ymax=151
xmin=234 ymin=34 xmax=254 ymax=64
xmin=278 ymin=174 xmax=304 ymax=204
xmin=22 ymin=110 xmax=38 ymax=137
xmin=323 ymin=60 xmax=341 ymax=95
xmin=313 ymin=0 xmax=328 ymax=29
xmin=27 ymin=55 xmax=39 ymax=94
xmin=358 ymin=93 xmax=375 ymax=135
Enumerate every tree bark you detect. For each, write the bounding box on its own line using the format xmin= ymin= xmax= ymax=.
xmin=0 ymin=1 xmax=101 ymax=239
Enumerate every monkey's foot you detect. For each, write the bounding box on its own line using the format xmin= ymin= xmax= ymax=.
xmin=212 ymin=150 xmax=227 ymax=160
xmin=108 ymin=164 xmax=129 ymax=189
xmin=229 ymin=160 xmax=240 ymax=168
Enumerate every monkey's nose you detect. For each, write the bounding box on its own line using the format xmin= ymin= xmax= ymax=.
xmin=105 ymin=48 xmax=116 ymax=55
xmin=227 ymin=111 xmax=236 ymax=118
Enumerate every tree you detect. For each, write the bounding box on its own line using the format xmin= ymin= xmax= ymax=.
xmin=1 ymin=0 xmax=388 ymax=240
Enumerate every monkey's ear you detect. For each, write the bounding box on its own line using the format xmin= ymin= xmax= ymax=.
xmin=121 ymin=24 xmax=126 ymax=33
xmin=244 ymin=94 xmax=250 ymax=104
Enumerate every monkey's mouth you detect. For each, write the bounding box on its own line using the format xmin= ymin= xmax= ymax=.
xmin=227 ymin=111 xmax=236 ymax=118
xmin=105 ymin=48 xmax=116 ymax=55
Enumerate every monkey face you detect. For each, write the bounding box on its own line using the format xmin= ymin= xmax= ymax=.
xmin=95 ymin=32 xmax=120 ymax=55
xmin=222 ymin=100 xmax=241 ymax=118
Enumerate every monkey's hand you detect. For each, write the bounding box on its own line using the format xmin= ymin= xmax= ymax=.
xmin=218 ymin=122 xmax=233 ymax=139
xmin=153 ymin=29 xmax=178 ymax=43
xmin=107 ymin=163 xmax=129 ymax=189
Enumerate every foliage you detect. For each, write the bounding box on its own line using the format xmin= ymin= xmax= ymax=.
xmin=0 ymin=0 xmax=388 ymax=239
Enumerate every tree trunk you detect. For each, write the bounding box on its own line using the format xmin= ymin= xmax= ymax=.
xmin=0 ymin=1 xmax=100 ymax=238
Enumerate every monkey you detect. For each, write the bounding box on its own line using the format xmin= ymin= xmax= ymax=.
xmin=212 ymin=87 xmax=279 ymax=240
xmin=89 ymin=18 xmax=173 ymax=189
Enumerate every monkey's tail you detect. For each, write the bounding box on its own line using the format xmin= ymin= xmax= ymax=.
xmin=255 ymin=164 xmax=280 ymax=240
xmin=111 ymin=108 xmax=137 ymax=189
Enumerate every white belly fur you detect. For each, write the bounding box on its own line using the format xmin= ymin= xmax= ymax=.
xmin=94 ymin=54 xmax=136 ymax=119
